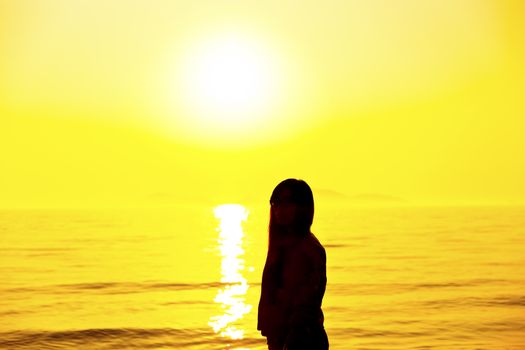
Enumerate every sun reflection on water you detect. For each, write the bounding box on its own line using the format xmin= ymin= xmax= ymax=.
xmin=209 ymin=204 xmax=252 ymax=340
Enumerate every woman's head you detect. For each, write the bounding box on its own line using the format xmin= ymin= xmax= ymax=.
xmin=269 ymin=178 xmax=314 ymax=240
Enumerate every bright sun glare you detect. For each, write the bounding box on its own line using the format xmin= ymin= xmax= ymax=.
xmin=174 ymin=32 xmax=283 ymax=134
xmin=158 ymin=30 xmax=315 ymax=146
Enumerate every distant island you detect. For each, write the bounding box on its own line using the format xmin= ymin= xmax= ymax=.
xmin=315 ymin=189 xmax=407 ymax=204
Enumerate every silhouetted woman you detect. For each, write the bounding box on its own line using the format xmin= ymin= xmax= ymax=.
xmin=258 ymin=179 xmax=329 ymax=350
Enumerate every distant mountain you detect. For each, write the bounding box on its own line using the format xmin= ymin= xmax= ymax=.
xmin=347 ymin=193 xmax=407 ymax=203
xmin=315 ymin=189 xmax=407 ymax=204
xmin=141 ymin=191 xmax=215 ymax=206
xmin=315 ymin=188 xmax=349 ymax=199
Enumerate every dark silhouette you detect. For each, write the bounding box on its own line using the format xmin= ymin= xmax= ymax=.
xmin=258 ymin=179 xmax=329 ymax=350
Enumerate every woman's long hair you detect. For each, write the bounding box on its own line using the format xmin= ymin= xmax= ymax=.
xmin=262 ymin=178 xmax=315 ymax=300
xmin=268 ymin=178 xmax=315 ymax=252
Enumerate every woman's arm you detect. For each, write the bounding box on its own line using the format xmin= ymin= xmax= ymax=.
xmin=286 ymin=243 xmax=326 ymax=333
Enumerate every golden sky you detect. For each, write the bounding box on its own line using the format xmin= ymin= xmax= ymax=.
xmin=1 ymin=0 xmax=524 ymax=208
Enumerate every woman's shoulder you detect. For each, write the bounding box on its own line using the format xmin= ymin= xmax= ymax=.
xmin=300 ymin=233 xmax=326 ymax=261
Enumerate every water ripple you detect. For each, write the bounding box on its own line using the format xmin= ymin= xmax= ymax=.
xmin=2 ymin=282 xmax=235 ymax=295
xmin=0 ymin=328 xmax=264 ymax=350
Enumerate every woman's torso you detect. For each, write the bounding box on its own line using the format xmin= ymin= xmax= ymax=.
xmin=258 ymin=233 xmax=327 ymax=337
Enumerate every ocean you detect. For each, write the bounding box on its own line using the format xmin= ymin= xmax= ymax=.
xmin=1 ymin=204 xmax=524 ymax=349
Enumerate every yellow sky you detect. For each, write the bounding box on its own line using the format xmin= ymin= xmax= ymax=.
xmin=1 ymin=0 xmax=524 ymax=208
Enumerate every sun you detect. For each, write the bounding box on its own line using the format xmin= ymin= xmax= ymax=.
xmin=156 ymin=29 xmax=316 ymax=147
xmin=184 ymin=36 xmax=275 ymax=120
xmin=171 ymin=32 xmax=284 ymax=138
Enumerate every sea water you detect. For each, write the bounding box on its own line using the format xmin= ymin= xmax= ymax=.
xmin=1 ymin=204 xmax=524 ymax=349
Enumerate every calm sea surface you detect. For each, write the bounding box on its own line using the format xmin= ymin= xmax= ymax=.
xmin=1 ymin=204 xmax=524 ymax=349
